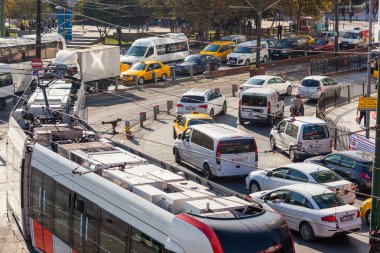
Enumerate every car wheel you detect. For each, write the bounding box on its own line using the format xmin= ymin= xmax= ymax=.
xmin=300 ymin=222 xmax=316 ymax=242
xmin=262 ymin=55 xmax=268 ymax=63
xmin=161 ymin=73 xmax=167 ymax=81
xmin=209 ymin=108 xmax=215 ymax=117
xmin=351 ymin=179 xmax=363 ymax=192
xmin=220 ymin=102 xmax=227 ymax=115
xmin=203 ymin=163 xmax=213 ymax=179
xmin=268 ymin=115 xmax=274 ymax=126
xmin=286 ymin=86 xmax=292 ymax=96
xmin=239 ymin=119 xmax=245 ymax=125
xmin=173 ymin=128 xmax=177 ymax=139
xmin=0 ymin=97 xmax=6 ymax=111
xmin=366 ymin=210 xmax=371 ymax=225
xmin=289 ymin=147 xmax=297 ymax=162
xmin=245 ymin=59 xmax=250 ymax=66
xmin=249 ymin=180 xmax=261 ymax=193
xmin=138 ymin=77 xmax=144 ymax=85
xmin=270 ymin=136 xmax=277 ymax=150
xmin=174 ymin=148 xmax=181 ymax=163
xmin=280 ymin=106 xmax=285 ymax=117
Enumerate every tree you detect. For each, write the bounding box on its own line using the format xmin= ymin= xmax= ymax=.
xmin=6 ymin=0 xmax=51 ymax=25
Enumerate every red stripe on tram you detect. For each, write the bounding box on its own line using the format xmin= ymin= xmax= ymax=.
xmin=33 ymin=220 xmax=44 ymax=252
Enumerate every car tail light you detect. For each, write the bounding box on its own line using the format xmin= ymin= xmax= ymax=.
xmin=176 ymin=103 xmax=183 ymax=107
xmin=317 ymin=86 xmax=323 ymax=92
xmin=252 ymin=139 xmax=258 ymax=162
xmin=216 ymin=141 xmax=221 ymax=165
xmin=356 ymin=210 xmax=360 ymax=218
xmin=359 ymin=172 xmax=372 ymax=180
xmin=350 ymin=183 xmax=356 ymax=191
xmin=267 ymin=101 xmax=271 ymax=114
xmin=198 ymin=104 xmax=208 ymax=109
xmin=321 ymin=215 xmax=337 ymax=222
xmin=239 ymin=86 xmax=243 ymax=91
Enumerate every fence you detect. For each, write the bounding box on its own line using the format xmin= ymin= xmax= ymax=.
xmin=316 ymin=82 xmax=377 ymax=150
xmin=310 ymin=54 xmax=368 ymax=75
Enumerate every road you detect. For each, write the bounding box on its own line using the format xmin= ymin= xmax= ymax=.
xmin=88 ymin=69 xmax=371 ymax=253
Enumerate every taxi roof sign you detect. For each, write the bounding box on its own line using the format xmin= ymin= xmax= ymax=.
xmin=358 ymin=97 xmax=377 ymax=111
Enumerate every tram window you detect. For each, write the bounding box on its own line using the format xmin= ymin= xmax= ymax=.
xmin=42 ymin=175 xmax=54 ymax=231
xmin=99 ymin=210 xmax=126 ymax=253
xmin=130 ymin=227 xmax=160 ymax=253
xmin=53 ymin=183 xmax=71 ymax=245
xmin=30 ymin=167 xmax=43 ymax=223
xmin=85 ymin=200 xmax=100 ymax=253
xmin=72 ymin=194 xmax=85 ymax=253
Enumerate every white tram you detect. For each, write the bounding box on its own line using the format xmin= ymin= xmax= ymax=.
xmin=6 ymin=72 xmax=295 ymax=253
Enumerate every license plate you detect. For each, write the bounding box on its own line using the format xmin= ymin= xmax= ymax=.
xmin=233 ymin=157 xmax=246 ymax=162
xmin=230 ymin=60 xmax=236 ymax=63
xmin=186 ymin=106 xmax=195 ymax=110
xmin=340 ymin=215 xmax=354 ymax=222
xmin=310 ymin=144 xmax=323 ymax=148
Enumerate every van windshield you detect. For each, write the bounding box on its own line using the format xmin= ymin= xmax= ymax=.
xmin=0 ymin=73 xmax=13 ymax=87
xmin=127 ymin=46 xmax=148 ymax=57
xmin=220 ymin=139 xmax=256 ymax=154
xmin=302 ymin=125 xmax=329 ymax=140
xmin=343 ymin=32 xmax=359 ymax=39
xmin=241 ymin=95 xmax=267 ymax=107
xmin=234 ymin=47 xmax=252 ymax=53
xmin=301 ymin=79 xmax=320 ymax=87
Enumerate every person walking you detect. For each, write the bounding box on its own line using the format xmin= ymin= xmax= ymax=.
xmin=349 ymin=10 xmax=354 ymax=23
xmin=357 ymin=109 xmax=367 ymax=126
xmin=276 ymin=24 xmax=283 ymax=40
xmin=290 ymin=94 xmax=304 ymax=116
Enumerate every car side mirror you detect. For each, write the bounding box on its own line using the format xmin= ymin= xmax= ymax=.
xmin=219 ymin=93 xmax=222 ymax=97
xmin=272 ymin=125 xmax=278 ymax=130
xmin=178 ymin=133 xmax=183 ymax=139
xmin=267 ymin=171 xmax=273 ymax=177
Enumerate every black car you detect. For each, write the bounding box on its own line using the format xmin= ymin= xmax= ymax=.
xmin=305 ymin=150 xmax=373 ymax=192
xmin=262 ymin=38 xmax=278 ymax=58
xmin=175 ymin=54 xmax=221 ymax=75
xmin=271 ymin=37 xmax=309 ymax=60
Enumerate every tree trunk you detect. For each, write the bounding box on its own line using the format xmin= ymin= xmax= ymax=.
xmin=214 ymin=21 xmax=222 ymax=40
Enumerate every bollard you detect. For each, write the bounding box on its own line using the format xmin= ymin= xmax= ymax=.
xmin=133 ymin=75 xmax=138 ymax=87
xmin=95 ymin=82 xmax=99 ymax=93
xmin=167 ymin=100 xmax=173 ymax=114
xmin=171 ymin=68 xmax=176 ymax=81
xmin=215 ymin=88 xmax=220 ymax=94
xmin=206 ymin=64 xmax=211 ymax=73
xmin=306 ymin=68 xmax=311 ymax=76
xmin=190 ymin=66 xmax=194 ymax=77
xmin=347 ymin=85 xmax=351 ymax=102
xmin=153 ymin=71 xmax=158 ymax=84
xmin=115 ymin=77 xmax=118 ymax=90
xmin=232 ymin=84 xmax=238 ymax=97
xmin=125 ymin=120 xmax=133 ymax=140
xmin=140 ymin=112 xmax=146 ymax=127
xmin=153 ymin=105 xmax=159 ymax=120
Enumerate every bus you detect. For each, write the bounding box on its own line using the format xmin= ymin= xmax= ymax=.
xmin=120 ymin=33 xmax=190 ymax=71
xmin=6 ymin=72 xmax=295 ymax=253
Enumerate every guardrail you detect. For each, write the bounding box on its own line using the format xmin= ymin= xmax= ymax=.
xmin=316 ymin=82 xmax=377 ymax=150
xmin=310 ymin=53 xmax=368 ymax=75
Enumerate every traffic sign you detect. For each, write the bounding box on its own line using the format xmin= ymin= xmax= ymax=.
xmin=31 ymin=58 xmax=43 ymax=68
xmin=358 ymin=97 xmax=377 ymax=111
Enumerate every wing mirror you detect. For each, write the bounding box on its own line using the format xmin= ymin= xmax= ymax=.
xmin=178 ymin=133 xmax=183 ymax=139
xmin=266 ymin=171 xmax=273 ymax=177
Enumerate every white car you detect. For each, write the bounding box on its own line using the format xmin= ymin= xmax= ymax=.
xmin=227 ymin=41 xmax=269 ymax=66
xmin=239 ymin=75 xmax=293 ymax=96
xmin=297 ymin=75 xmax=341 ymax=100
xmin=250 ymin=184 xmax=361 ymax=242
xmin=245 ymin=163 xmax=356 ymax=204
xmin=176 ymin=88 xmax=227 ymax=117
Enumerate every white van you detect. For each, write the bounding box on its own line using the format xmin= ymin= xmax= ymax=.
xmin=227 ymin=41 xmax=269 ymax=66
xmin=173 ymin=123 xmax=258 ymax=179
xmin=270 ymin=117 xmax=332 ymax=162
xmin=120 ymin=33 xmax=190 ymax=67
xmin=221 ymin=35 xmax=247 ymax=44
xmin=239 ymin=88 xmax=284 ymax=125
xmin=340 ymin=28 xmax=369 ymax=49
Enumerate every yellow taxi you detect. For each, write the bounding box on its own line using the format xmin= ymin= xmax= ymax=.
xmin=299 ymin=35 xmax=315 ymax=44
xmin=172 ymin=112 xmax=215 ymax=139
xmin=360 ymin=198 xmax=372 ymax=224
xmin=120 ymin=61 xmax=130 ymax=73
xmin=200 ymin=41 xmax=236 ymax=62
xmin=120 ymin=60 xmax=171 ymax=85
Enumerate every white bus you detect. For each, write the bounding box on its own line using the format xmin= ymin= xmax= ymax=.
xmin=121 ymin=33 xmax=190 ymax=68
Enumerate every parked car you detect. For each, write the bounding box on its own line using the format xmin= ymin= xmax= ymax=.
xmin=239 ymin=88 xmax=284 ymax=125
xmin=245 ymin=163 xmax=356 ymax=204
xmin=309 ymin=37 xmax=335 ymax=52
xmin=250 ymin=184 xmax=361 ymax=242
xmin=340 ymin=28 xmax=369 ymax=49
xmin=360 ymin=198 xmax=372 ymax=224
xmin=200 ymin=41 xmax=236 ymax=62
xmin=305 ymin=150 xmax=373 ymax=192
xmin=174 ymin=54 xmax=220 ymax=75
xmin=239 ymin=75 xmax=293 ymax=96
xmin=120 ymin=60 xmax=170 ymax=85
xmin=173 ymin=123 xmax=258 ymax=178
xmin=297 ymin=75 xmax=341 ymax=101
xmin=221 ymin=34 xmax=247 ymax=44
xmin=227 ymin=41 xmax=268 ymax=66
xmin=172 ymin=112 xmax=215 ymax=139
xmin=270 ymin=117 xmax=332 ymax=161
xmin=262 ymin=38 xmax=278 ymax=58
xmin=176 ymin=88 xmax=227 ymax=116
xmin=272 ymin=37 xmax=310 ymax=59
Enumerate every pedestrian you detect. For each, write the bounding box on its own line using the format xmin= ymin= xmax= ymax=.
xmin=342 ymin=8 xmax=346 ymax=20
xmin=366 ymin=2 xmax=369 ymax=21
xmin=43 ymin=22 xmax=49 ymax=34
xmin=276 ymin=24 xmax=283 ymax=40
xmin=349 ymin=11 xmax=354 ymax=23
xmin=324 ymin=17 xmax=329 ymax=31
xmin=357 ymin=109 xmax=367 ymax=126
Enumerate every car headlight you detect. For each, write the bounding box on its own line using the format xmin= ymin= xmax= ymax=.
xmin=281 ymin=50 xmax=288 ymax=53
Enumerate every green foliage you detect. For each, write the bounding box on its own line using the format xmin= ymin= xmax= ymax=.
xmin=6 ymin=0 xmax=51 ymax=21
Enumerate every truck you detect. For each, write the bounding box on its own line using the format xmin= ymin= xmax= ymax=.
xmin=53 ymin=45 xmax=120 ymax=91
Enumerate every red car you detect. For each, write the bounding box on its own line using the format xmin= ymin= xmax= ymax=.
xmin=309 ymin=37 xmax=334 ymax=53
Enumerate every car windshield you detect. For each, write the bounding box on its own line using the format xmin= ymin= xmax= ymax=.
xmin=301 ymin=79 xmax=320 ymax=87
xmin=188 ymin=118 xmax=215 ymax=126
xmin=131 ymin=63 xmax=147 ymax=71
xmin=184 ymin=55 xmax=202 ymax=63
xmin=343 ymin=32 xmax=358 ymax=39
xmin=241 ymin=95 xmax=267 ymax=107
xmin=220 ymin=139 xmax=256 ymax=154
xmin=0 ymin=73 xmax=13 ymax=87
xmin=245 ymin=78 xmax=265 ymax=85
xmin=234 ymin=47 xmax=252 ymax=53
xmin=312 ymin=193 xmax=345 ymax=209
xmin=180 ymin=95 xmax=205 ymax=103
xmin=203 ymin=44 xmax=220 ymax=52
xmin=127 ymin=46 xmax=148 ymax=57
xmin=311 ymin=170 xmax=342 ymax=183
xmin=277 ymin=40 xmax=293 ymax=47
xmin=302 ymin=125 xmax=329 ymax=140
xmin=315 ymin=38 xmax=325 ymax=44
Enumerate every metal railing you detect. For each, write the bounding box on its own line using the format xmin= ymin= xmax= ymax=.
xmin=310 ymin=54 xmax=368 ymax=75
xmin=316 ymin=82 xmax=377 ymax=150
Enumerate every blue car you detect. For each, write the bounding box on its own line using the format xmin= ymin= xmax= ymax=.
xmin=175 ymin=54 xmax=220 ymax=75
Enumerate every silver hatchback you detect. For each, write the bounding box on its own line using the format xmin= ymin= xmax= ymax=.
xmin=297 ymin=76 xmax=341 ymax=100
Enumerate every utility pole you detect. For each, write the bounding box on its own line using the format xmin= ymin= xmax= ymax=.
xmin=255 ymin=0 xmax=262 ymax=68
xmin=0 ymin=0 xmax=5 ymax=37
xmin=366 ymin=0 xmax=373 ymax=138
xmin=334 ymin=0 xmax=339 ymax=53
xmin=36 ymin=0 xmax=42 ymax=58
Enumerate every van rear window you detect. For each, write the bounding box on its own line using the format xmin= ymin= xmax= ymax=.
xmin=302 ymin=125 xmax=329 ymax=140
xmin=241 ymin=95 xmax=267 ymax=107
xmin=220 ymin=139 xmax=256 ymax=154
